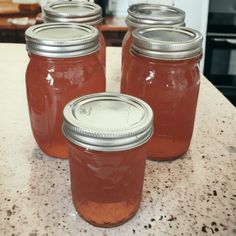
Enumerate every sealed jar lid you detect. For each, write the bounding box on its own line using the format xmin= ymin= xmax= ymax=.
xmin=43 ymin=1 xmax=102 ymax=25
xmin=25 ymin=23 xmax=99 ymax=58
xmin=126 ymin=4 xmax=185 ymax=28
xmin=63 ymin=92 xmax=154 ymax=151
xmin=132 ymin=27 xmax=203 ymax=59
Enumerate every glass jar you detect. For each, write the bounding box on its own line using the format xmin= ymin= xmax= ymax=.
xmin=25 ymin=23 xmax=106 ymax=159
xmin=43 ymin=1 xmax=106 ymax=69
xmin=62 ymin=93 xmax=153 ymax=227
xmin=122 ymin=4 xmax=185 ymax=73
xmin=121 ymin=27 xmax=203 ymax=160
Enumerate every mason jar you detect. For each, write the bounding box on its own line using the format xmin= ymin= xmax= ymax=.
xmin=122 ymin=3 xmax=185 ymax=73
xmin=43 ymin=1 xmax=106 ymax=69
xmin=25 ymin=23 xmax=106 ymax=159
xmin=121 ymin=27 xmax=203 ymax=160
xmin=62 ymin=92 xmax=153 ymax=227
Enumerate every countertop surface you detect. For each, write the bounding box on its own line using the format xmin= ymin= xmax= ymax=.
xmin=0 ymin=44 xmax=235 ymax=236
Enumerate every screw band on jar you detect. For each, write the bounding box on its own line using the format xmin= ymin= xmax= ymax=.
xmin=25 ymin=23 xmax=100 ymax=58
xmin=131 ymin=26 xmax=203 ymax=60
xmin=43 ymin=1 xmax=102 ymax=25
xmin=62 ymin=92 xmax=154 ymax=152
xmin=126 ymin=4 xmax=185 ymax=28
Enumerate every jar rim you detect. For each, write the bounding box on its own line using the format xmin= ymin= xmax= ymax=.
xmin=25 ymin=23 xmax=99 ymax=58
xmin=131 ymin=26 xmax=203 ymax=60
xmin=126 ymin=3 xmax=185 ymax=28
xmin=62 ymin=92 xmax=154 ymax=152
xmin=43 ymin=1 xmax=103 ymax=25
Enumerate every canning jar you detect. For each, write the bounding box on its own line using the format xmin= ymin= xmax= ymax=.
xmin=25 ymin=23 xmax=105 ymax=159
xmin=62 ymin=92 xmax=153 ymax=227
xmin=122 ymin=3 xmax=185 ymax=72
xmin=121 ymin=27 xmax=203 ymax=160
xmin=43 ymin=1 xmax=106 ymax=68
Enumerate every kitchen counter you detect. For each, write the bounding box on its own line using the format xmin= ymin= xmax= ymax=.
xmin=0 ymin=43 xmax=235 ymax=236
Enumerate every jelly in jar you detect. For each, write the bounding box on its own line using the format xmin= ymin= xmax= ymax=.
xmin=25 ymin=23 xmax=106 ymax=158
xmin=62 ymin=92 xmax=153 ymax=227
xmin=121 ymin=27 xmax=203 ymax=160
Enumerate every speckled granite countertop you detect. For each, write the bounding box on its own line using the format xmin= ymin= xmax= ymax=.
xmin=0 ymin=44 xmax=235 ymax=236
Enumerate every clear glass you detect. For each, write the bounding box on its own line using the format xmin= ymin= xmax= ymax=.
xmin=68 ymin=142 xmax=147 ymax=227
xmin=121 ymin=52 xmax=201 ymax=160
xmin=121 ymin=28 xmax=132 ymax=71
xmin=26 ymin=53 xmax=106 ymax=159
xmin=96 ymin=24 xmax=106 ymax=68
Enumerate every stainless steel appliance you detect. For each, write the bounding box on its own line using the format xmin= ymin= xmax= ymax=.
xmin=204 ymin=0 xmax=236 ymax=106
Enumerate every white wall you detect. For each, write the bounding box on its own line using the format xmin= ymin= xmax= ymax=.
xmin=174 ymin=0 xmax=209 ymax=71
xmin=112 ymin=0 xmax=129 ymax=16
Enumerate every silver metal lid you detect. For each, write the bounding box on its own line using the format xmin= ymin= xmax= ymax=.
xmin=43 ymin=1 xmax=102 ymax=25
xmin=62 ymin=92 xmax=154 ymax=152
xmin=126 ymin=4 xmax=185 ymax=28
xmin=25 ymin=23 xmax=99 ymax=58
xmin=132 ymin=27 xmax=203 ymax=59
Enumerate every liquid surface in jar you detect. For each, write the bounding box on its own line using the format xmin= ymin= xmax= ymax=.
xmin=26 ymin=53 xmax=106 ymax=159
xmin=69 ymin=143 xmax=146 ymax=227
xmin=121 ymin=53 xmax=201 ymax=160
